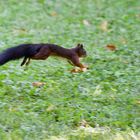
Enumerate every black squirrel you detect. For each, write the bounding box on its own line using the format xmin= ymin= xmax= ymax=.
xmin=0 ymin=43 xmax=88 ymax=69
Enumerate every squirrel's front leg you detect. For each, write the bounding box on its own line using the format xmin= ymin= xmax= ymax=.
xmin=71 ymin=56 xmax=88 ymax=69
xmin=25 ymin=58 xmax=31 ymax=66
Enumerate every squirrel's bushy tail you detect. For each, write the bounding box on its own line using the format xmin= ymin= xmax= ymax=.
xmin=0 ymin=44 xmax=41 ymax=66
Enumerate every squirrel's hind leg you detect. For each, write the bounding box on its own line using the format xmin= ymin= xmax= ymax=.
xmin=21 ymin=57 xmax=27 ymax=66
xmin=25 ymin=58 xmax=31 ymax=66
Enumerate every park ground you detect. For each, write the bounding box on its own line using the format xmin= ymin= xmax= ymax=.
xmin=0 ymin=0 xmax=140 ymax=139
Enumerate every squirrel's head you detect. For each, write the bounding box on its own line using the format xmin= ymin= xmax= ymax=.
xmin=76 ymin=44 xmax=87 ymax=57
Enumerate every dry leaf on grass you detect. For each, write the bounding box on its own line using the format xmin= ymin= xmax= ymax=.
xmin=136 ymin=100 xmax=140 ymax=104
xmin=71 ymin=67 xmax=88 ymax=73
xmin=105 ymin=44 xmax=117 ymax=51
xmin=14 ymin=27 xmax=27 ymax=31
xmin=50 ymin=11 xmax=57 ymax=16
xmin=100 ymin=21 xmax=108 ymax=32
xmin=13 ymin=28 xmax=27 ymax=34
xmin=46 ymin=105 xmax=56 ymax=112
xmin=79 ymin=120 xmax=89 ymax=127
xmin=32 ymin=82 xmax=46 ymax=87
xmin=136 ymin=14 xmax=140 ymax=18
xmin=71 ymin=68 xmax=80 ymax=73
xmin=83 ymin=19 xmax=90 ymax=26
xmin=120 ymin=38 xmax=127 ymax=44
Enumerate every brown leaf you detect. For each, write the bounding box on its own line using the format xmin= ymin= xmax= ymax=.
xmin=105 ymin=44 xmax=117 ymax=51
xmin=32 ymin=82 xmax=46 ymax=87
xmin=100 ymin=21 xmax=108 ymax=32
xmin=71 ymin=68 xmax=81 ymax=73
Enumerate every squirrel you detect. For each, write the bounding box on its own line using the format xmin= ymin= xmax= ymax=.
xmin=0 ymin=43 xmax=88 ymax=70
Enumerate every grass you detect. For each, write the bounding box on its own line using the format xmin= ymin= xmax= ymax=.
xmin=0 ymin=0 xmax=140 ymax=139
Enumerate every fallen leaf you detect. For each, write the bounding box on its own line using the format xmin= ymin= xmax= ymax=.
xmin=46 ymin=105 xmax=56 ymax=112
xmin=100 ymin=21 xmax=108 ymax=32
xmin=13 ymin=28 xmax=27 ymax=35
xmin=105 ymin=44 xmax=117 ymax=51
xmin=136 ymin=100 xmax=140 ymax=104
xmin=120 ymin=38 xmax=127 ymax=44
xmin=71 ymin=68 xmax=80 ymax=73
xmin=71 ymin=67 xmax=88 ymax=73
xmin=83 ymin=19 xmax=90 ymax=26
xmin=79 ymin=120 xmax=89 ymax=127
xmin=50 ymin=11 xmax=57 ymax=16
xmin=136 ymin=14 xmax=140 ymax=18
xmin=32 ymin=82 xmax=46 ymax=87
xmin=19 ymin=28 xmax=27 ymax=32
xmin=123 ymin=61 xmax=129 ymax=64
xmin=9 ymin=107 xmax=17 ymax=112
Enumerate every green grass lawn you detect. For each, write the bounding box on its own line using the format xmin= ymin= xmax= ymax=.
xmin=0 ymin=0 xmax=140 ymax=139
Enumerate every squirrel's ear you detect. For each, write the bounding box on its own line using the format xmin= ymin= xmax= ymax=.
xmin=80 ymin=44 xmax=84 ymax=48
xmin=77 ymin=44 xmax=81 ymax=47
xmin=77 ymin=43 xmax=84 ymax=48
